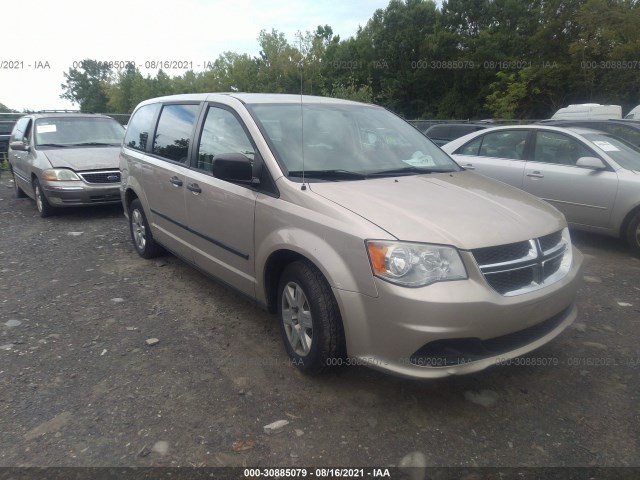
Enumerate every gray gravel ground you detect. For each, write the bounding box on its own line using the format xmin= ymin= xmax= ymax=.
xmin=0 ymin=176 xmax=638 ymax=468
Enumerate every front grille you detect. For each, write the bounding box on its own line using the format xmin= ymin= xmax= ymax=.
xmin=539 ymin=230 xmax=563 ymax=252
xmin=488 ymin=267 xmax=535 ymax=295
xmin=80 ymin=170 xmax=121 ymax=184
xmin=471 ymin=230 xmax=569 ymax=296
xmin=471 ymin=240 xmax=532 ymax=265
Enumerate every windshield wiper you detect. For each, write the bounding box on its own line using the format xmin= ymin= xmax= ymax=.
xmin=369 ymin=166 xmax=445 ymax=176
xmin=37 ymin=143 xmax=71 ymax=148
xmin=287 ymin=169 xmax=368 ymax=180
xmin=69 ymin=142 xmax=120 ymax=146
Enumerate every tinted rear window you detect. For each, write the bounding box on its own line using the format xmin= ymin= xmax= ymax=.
xmin=152 ymin=104 xmax=200 ymax=163
xmin=124 ymin=103 xmax=161 ymax=152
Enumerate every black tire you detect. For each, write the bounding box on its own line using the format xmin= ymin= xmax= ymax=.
xmin=11 ymin=166 xmax=26 ymax=198
xmin=32 ymin=178 xmax=55 ymax=217
xmin=277 ymin=260 xmax=346 ymax=374
xmin=129 ymin=199 xmax=164 ymax=259
xmin=626 ymin=211 xmax=640 ymax=256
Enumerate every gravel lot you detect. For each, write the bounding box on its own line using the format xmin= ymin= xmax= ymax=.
xmin=0 ymin=175 xmax=638 ymax=469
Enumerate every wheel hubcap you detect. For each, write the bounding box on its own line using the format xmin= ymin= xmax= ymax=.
xmin=281 ymin=281 xmax=313 ymax=356
xmin=636 ymin=223 xmax=640 ymax=247
xmin=132 ymin=209 xmax=146 ymax=251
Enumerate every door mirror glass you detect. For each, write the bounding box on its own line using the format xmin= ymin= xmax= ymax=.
xmin=576 ymin=156 xmax=607 ymax=170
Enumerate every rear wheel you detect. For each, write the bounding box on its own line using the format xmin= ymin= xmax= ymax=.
xmin=33 ymin=178 xmax=55 ymax=217
xmin=129 ymin=199 xmax=163 ymax=258
xmin=277 ymin=261 xmax=345 ymax=374
xmin=626 ymin=211 xmax=640 ymax=256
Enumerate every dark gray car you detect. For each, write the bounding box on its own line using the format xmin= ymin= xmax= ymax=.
xmin=0 ymin=120 xmax=17 ymax=156
xmin=8 ymin=113 xmax=124 ymax=217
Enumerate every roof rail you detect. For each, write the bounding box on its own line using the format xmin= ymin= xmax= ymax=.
xmin=35 ymin=109 xmax=83 ymax=113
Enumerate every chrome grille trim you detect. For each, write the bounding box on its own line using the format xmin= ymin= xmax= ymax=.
xmin=79 ymin=170 xmax=121 ymax=184
xmin=472 ymin=230 xmax=571 ymax=296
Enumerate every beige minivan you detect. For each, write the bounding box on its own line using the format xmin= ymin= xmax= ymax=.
xmin=119 ymin=93 xmax=584 ymax=379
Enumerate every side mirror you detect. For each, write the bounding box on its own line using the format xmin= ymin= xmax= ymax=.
xmin=9 ymin=141 xmax=30 ymax=152
xmin=576 ymin=156 xmax=607 ymax=170
xmin=212 ymin=153 xmax=258 ymax=184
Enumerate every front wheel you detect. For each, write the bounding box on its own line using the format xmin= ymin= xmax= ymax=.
xmin=277 ymin=261 xmax=345 ymax=374
xmin=33 ymin=178 xmax=55 ymax=217
xmin=129 ymin=199 xmax=164 ymax=258
xmin=626 ymin=211 xmax=640 ymax=256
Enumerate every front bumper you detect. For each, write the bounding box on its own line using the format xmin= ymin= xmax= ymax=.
xmin=334 ymin=248 xmax=584 ymax=379
xmin=43 ymin=181 xmax=121 ymax=206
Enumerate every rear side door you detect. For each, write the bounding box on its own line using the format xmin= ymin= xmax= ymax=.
xmin=123 ymin=102 xmax=201 ymax=260
xmin=523 ymin=130 xmax=618 ymax=228
xmin=183 ymin=104 xmax=259 ymax=297
xmin=451 ymin=129 xmax=530 ymax=187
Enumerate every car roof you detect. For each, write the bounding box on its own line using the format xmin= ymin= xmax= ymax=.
xmin=440 ymin=124 xmax=608 ymax=151
xmin=24 ymin=113 xmax=116 ymax=120
xmin=135 ymin=92 xmax=372 ymax=109
xmin=539 ymin=118 xmax=640 ymax=127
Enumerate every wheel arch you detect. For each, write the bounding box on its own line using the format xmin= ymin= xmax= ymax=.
xmin=620 ymin=204 xmax=640 ymax=240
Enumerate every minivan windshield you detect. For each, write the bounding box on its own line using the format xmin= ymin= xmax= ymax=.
xmin=584 ymin=133 xmax=640 ymax=171
xmin=248 ymin=103 xmax=460 ymax=179
xmin=34 ymin=117 xmax=125 ymax=147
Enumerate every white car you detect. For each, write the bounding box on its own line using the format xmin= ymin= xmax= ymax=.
xmin=442 ymin=125 xmax=640 ymax=255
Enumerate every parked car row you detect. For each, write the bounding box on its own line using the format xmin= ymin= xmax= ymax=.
xmin=10 ymin=94 xmax=640 ymax=380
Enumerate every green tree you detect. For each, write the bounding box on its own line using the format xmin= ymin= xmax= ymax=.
xmin=60 ymin=59 xmax=111 ymax=112
xmin=0 ymin=102 xmax=18 ymax=113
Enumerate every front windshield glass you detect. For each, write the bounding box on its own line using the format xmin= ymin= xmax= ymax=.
xmin=584 ymin=133 xmax=640 ymax=171
xmin=34 ymin=117 xmax=125 ymax=147
xmin=248 ymin=103 xmax=460 ymax=178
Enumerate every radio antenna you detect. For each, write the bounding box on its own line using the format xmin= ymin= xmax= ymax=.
xmin=299 ymin=34 xmax=306 ymax=191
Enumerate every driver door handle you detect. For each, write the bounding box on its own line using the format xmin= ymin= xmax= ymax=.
xmin=527 ymin=171 xmax=544 ymax=178
xmin=187 ymin=183 xmax=202 ymax=194
xmin=169 ymin=176 xmax=183 ymax=187
xmin=463 ymin=163 xmax=475 ymax=170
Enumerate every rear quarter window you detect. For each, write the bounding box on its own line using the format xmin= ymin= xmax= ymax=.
xmin=124 ymin=103 xmax=161 ymax=152
xmin=152 ymin=104 xmax=200 ymax=163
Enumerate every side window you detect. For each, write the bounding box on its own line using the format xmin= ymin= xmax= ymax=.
xmin=605 ymin=124 xmax=640 ymax=147
xmin=477 ymin=130 xmax=528 ymax=159
xmin=533 ymin=131 xmax=593 ymax=166
xmin=11 ymin=118 xmax=31 ymax=143
xmin=152 ymin=104 xmax=200 ymax=163
xmin=455 ymin=136 xmax=482 ymax=155
xmin=124 ymin=103 xmax=160 ymax=152
xmin=196 ymin=107 xmax=255 ymax=174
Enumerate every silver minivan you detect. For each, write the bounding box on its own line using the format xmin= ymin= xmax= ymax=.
xmin=8 ymin=113 xmax=124 ymax=217
xmin=120 ymin=93 xmax=584 ymax=379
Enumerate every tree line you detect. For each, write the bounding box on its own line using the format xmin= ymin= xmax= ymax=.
xmin=57 ymin=0 xmax=640 ymax=120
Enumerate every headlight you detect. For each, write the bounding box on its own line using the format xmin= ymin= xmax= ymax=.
xmin=42 ymin=168 xmax=81 ymax=181
xmin=366 ymin=240 xmax=467 ymax=287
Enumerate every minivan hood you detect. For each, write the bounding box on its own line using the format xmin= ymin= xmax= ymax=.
xmin=309 ymin=172 xmax=566 ymax=250
xmin=40 ymin=146 xmax=120 ymax=171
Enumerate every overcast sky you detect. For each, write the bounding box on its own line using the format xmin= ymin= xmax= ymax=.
xmin=1 ymin=0 xmax=390 ymax=112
